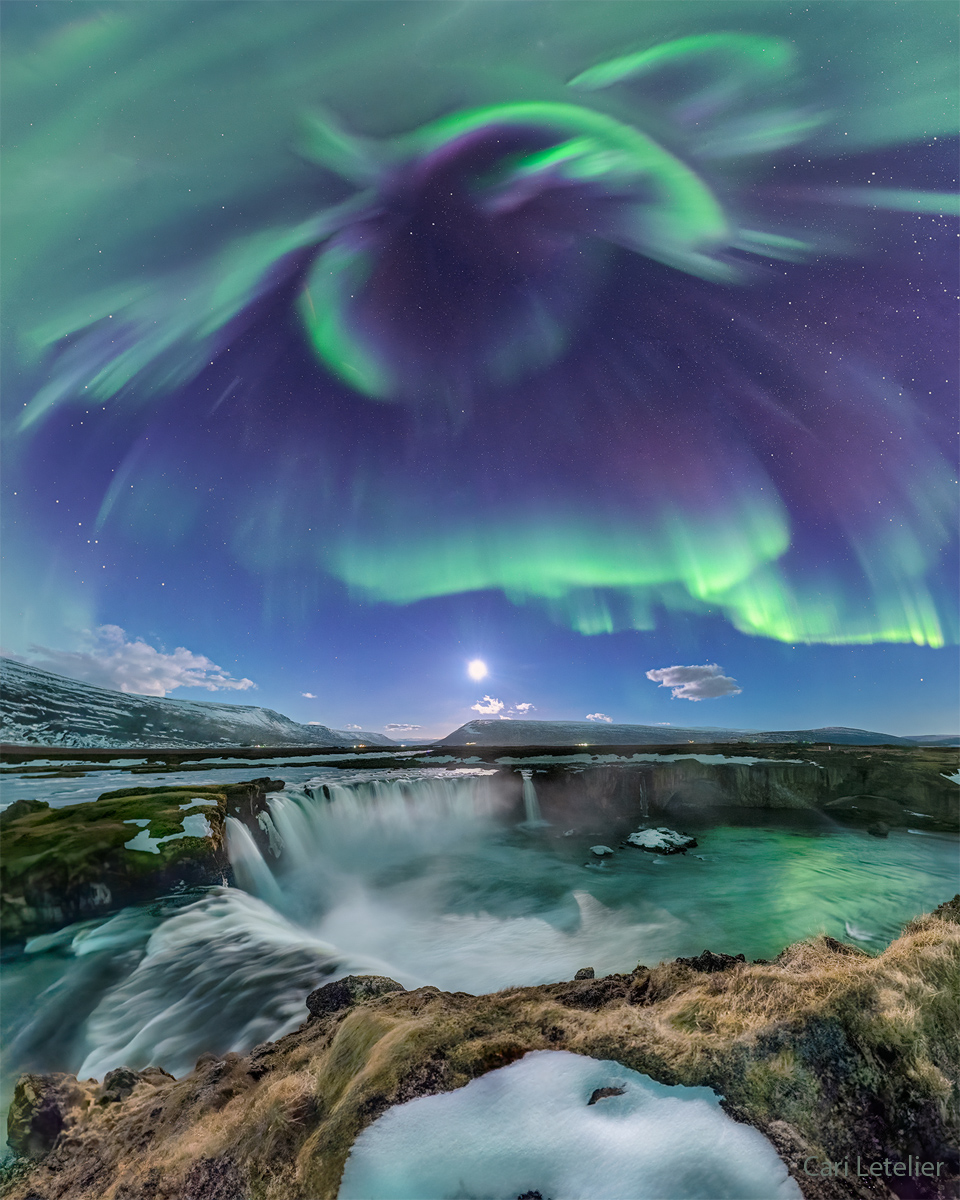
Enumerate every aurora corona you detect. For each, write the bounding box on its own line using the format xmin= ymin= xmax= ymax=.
xmin=4 ymin=7 xmax=957 ymax=650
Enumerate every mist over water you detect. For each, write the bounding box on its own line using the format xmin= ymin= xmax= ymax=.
xmin=3 ymin=767 xmax=956 ymax=1122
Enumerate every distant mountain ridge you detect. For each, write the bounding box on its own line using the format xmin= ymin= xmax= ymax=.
xmin=435 ymin=719 xmax=958 ymax=748
xmin=0 ymin=658 xmax=395 ymax=749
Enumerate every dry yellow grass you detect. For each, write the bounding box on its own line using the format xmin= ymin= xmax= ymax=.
xmin=4 ymin=899 xmax=958 ymax=1200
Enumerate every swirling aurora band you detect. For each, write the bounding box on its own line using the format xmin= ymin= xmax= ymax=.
xmin=5 ymin=18 xmax=957 ymax=652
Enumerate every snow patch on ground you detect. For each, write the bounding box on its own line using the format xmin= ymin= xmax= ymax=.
xmin=338 ymin=1050 xmax=801 ymax=1200
xmin=123 ymin=813 xmax=213 ymax=854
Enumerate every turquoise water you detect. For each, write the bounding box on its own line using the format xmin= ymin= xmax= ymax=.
xmin=1 ymin=767 xmax=955 ymax=1151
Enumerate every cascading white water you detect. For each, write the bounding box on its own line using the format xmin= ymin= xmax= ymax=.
xmin=518 ymin=769 xmax=549 ymax=829
xmin=226 ymin=818 xmax=287 ymax=909
xmin=214 ymin=771 xmax=675 ymax=999
xmin=5 ymin=765 xmax=956 ymax=1103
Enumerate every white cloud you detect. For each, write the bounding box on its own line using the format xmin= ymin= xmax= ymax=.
xmin=506 ymin=702 xmax=536 ymax=717
xmin=385 ymin=722 xmax=421 ymax=732
xmin=645 ymin=663 xmax=742 ymax=701
xmin=301 ymin=691 xmax=317 ymax=699
xmin=585 ymin=712 xmax=612 ymax=723
xmin=306 ymin=721 xmax=324 ymax=726
xmin=471 ymin=695 xmax=504 ymax=715
xmin=23 ymin=625 xmax=255 ymax=698
xmin=342 ymin=723 xmax=362 ymax=730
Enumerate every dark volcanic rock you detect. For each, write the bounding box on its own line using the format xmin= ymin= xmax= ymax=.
xmin=573 ymin=967 xmax=595 ymax=980
xmin=7 ymin=1073 xmax=94 ymax=1159
xmin=587 ymin=1086 xmax=626 ymax=1105
xmin=555 ymin=976 xmax=636 ymax=1010
xmin=306 ymin=974 xmax=406 ymax=1019
xmin=97 ymin=1068 xmax=142 ymax=1105
xmin=675 ymin=950 xmax=747 ymax=973
xmin=181 ymin=1156 xmax=247 ymax=1200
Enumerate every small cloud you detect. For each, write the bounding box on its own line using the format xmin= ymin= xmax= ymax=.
xmin=342 ymin=723 xmax=362 ymax=730
xmin=655 ymin=722 xmax=672 ymax=726
xmin=506 ymin=702 xmax=536 ymax=717
xmin=385 ymin=722 xmax=421 ymax=732
xmin=21 ymin=625 xmax=255 ymax=698
xmin=306 ymin=721 xmax=323 ymax=726
xmin=301 ymin=691 xmax=317 ymax=699
xmin=586 ymin=713 xmax=612 ymax=723
xmin=645 ymin=663 xmax=742 ymax=701
xmin=471 ymin=695 xmax=504 ymax=715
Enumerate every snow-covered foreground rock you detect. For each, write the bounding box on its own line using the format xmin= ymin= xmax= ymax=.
xmin=338 ymin=1050 xmax=801 ymax=1199
xmin=627 ymin=827 xmax=697 ymax=853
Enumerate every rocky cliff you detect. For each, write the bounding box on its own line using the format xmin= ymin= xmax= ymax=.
xmin=510 ymin=747 xmax=959 ymax=834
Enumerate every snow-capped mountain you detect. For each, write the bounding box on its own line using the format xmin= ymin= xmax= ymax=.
xmin=0 ymin=658 xmax=395 ymax=749
xmin=434 ymin=719 xmax=951 ymax=747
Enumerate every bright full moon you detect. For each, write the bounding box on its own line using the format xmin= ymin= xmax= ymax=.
xmin=467 ymin=659 xmax=488 ymax=681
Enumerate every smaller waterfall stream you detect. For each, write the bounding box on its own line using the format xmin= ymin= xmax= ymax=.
xmin=518 ymin=769 xmax=550 ymax=829
xmin=226 ymin=818 xmax=286 ymax=909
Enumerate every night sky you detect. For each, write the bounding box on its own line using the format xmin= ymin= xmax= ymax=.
xmin=2 ymin=1 xmax=957 ymax=740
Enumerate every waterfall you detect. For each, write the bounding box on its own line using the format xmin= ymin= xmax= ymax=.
xmin=225 ymin=818 xmax=287 ymax=910
xmin=225 ymin=771 xmax=505 ymax=912
xmin=639 ymin=778 xmax=649 ymax=820
xmin=519 ymin=770 xmax=549 ymax=829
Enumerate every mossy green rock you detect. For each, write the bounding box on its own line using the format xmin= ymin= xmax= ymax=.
xmin=0 ymin=777 xmax=282 ymax=941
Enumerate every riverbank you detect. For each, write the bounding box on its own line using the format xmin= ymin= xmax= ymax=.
xmin=4 ymin=898 xmax=958 ymax=1200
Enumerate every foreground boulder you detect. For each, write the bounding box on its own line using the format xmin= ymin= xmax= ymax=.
xmin=0 ymin=777 xmax=283 ymax=941
xmin=306 ymin=975 xmax=406 ymax=1019
xmin=3 ymin=899 xmax=958 ymax=1200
